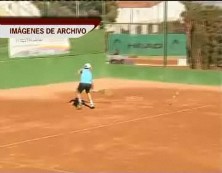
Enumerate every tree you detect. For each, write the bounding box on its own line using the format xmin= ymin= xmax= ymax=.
xmin=33 ymin=1 xmax=75 ymax=17
xmin=33 ymin=1 xmax=118 ymax=22
xmin=105 ymin=1 xmax=118 ymax=22
xmin=79 ymin=1 xmax=102 ymax=16
xmin=180 ymin=1 xmax=203 ymax=69
xmin=180 ymin=1 xmax=222 ymax=69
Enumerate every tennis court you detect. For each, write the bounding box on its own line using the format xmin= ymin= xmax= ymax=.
xmin=0 ymin=78 xmax=221 ymax=173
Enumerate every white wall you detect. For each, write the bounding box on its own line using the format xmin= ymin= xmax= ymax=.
xmin=148 ymin=1 xmax=185 ymax=23
xmin=116 ymin=1 xmax=185 ymax=23
xmin=108 ymin=1 xmax=185 ymax=34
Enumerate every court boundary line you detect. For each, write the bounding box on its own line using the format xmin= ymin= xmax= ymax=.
xmin=0 ymin=160 xmax=75 ymax=173
xmin=0 ymin=104 xmax=212 ymax=149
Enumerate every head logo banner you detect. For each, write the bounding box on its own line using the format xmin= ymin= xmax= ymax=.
xmin=0 ymin=17 xmax=101 ymax=58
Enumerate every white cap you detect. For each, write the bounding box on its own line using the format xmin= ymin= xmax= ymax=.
xmin=84 ymin=63 xmax=92 ymax=69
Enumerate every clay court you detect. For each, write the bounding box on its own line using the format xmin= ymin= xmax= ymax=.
xmin=0 ymin=78 xmax=221 ymax=173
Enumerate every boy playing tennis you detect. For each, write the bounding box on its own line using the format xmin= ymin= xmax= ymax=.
xmin=76 ymin=63 xmax=95 ymax=109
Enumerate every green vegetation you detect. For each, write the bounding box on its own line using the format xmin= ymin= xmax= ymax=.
xmin=33 ymin=1 xmax=118 ymax=22
xmin=180 ymin=1 xmax=222 ymax=69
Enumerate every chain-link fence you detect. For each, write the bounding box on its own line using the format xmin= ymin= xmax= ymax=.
xmin=104 ymin=1 xmax=222 ymax=69
xmin=104 ymin=1 xmax=187 ymax=67
xmin=104 ymin=22 xmax=187 ymax=67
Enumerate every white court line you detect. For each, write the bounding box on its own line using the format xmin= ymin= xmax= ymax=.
xmin=32 ymin=166 xmax=77 ymax=173
xmin=44 ymin=168 xmax=76 ymax=173
xmin=0 ymin=160 xmax=75 ymax=173
xmin=0 ymin=104 xmax=211 ymax=149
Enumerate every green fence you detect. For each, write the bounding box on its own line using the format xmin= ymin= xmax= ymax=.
xmin=0 ymin=53 xmax=106 ymax=89
xmin=0 ymin=29 xmax=106 ymax=89
xmin=1 ymin=29 xmax=221 ymax=89
xmin=108 ymin=33 xmax=187 ymax=56
xmin=105 ymin=64 xmax=221 ymax=86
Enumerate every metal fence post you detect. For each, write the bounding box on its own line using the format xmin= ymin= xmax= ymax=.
xmin=163 ymin=1 xmax=168 ymax=67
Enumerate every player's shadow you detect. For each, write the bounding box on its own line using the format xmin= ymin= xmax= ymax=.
xmin=68 ymin=98 xmax=91 ymax=108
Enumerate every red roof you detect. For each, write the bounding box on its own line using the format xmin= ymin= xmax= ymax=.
xmin=116 ymin=1 xmax=161 ymax=8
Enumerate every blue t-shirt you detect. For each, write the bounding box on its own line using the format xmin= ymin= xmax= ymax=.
xmin=80 ymin=68 xmax=93 ymax=84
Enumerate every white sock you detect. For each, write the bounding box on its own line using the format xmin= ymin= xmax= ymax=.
xmin=78 ymin=98 xmax=82 ymax=104
xmin=90 ymin=100 xmax=94 ymax=106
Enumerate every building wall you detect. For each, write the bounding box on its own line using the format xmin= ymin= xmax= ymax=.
xmin=108 ymin=1 xmax=185 ymax=34
xmin=116 ymin=1 xmax=185 ymax=23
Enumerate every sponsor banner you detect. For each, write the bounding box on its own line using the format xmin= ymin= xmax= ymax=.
xmin=9 ymin=38 xmax=70 ymax=58
xmin=108 ymin=34 xmax=187 ymax=56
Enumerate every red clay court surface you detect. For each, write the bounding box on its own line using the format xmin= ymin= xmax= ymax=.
xmin=0 ymin=78 xmax=221 ymax=173
xmin=129 ymin=57 xmax=178 ymax=66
